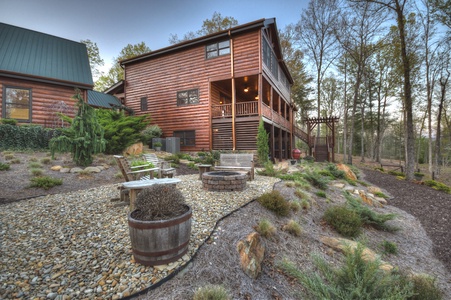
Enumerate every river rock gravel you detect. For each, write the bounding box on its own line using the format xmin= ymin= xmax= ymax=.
xmin=0 ymin=174 xmax=280 ymax=299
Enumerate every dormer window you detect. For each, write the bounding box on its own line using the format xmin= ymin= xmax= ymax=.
xmin=206 ymin=40 xmax=230 ymax=59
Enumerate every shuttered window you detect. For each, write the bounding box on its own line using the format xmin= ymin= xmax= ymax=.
xmin=2 ymin=86 xmax=31 ymax=122
xmin=174 ymin=130 xmax=195 ymax=146
xmin=177 ymin=89 xmax=199 ymax=106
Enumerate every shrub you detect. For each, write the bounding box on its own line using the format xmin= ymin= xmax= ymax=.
xmin=193 ymin=284 xmax=230 ymax=300
xmin=255 ymin=219 xmax=277 ymax=238
xmin=96 ymin=109 xmax=149 ymax=154
xmin=0 ymin=124 xmax=59 ymax=151
xmin=345 ymin=194 xmax=398 ymax=232
xmin=1 ymin=118 xmax=18 ymax=125
xmin=424 ymin=180 xmax=451 ymax=194
xmin=324 ymin=205 xmax=362 ymax=238
xmin=283 ymin=219 xmax=302 ymax=236
xmin=164 ymin=154 xmax=180 ymax=164
xmin=381 ymin=240 xmax=398 ymax=255
xmin=0 ymin=162 xmax=10 ymax=171
xmin=301 ymin=199 xmax=310 ymax=210
xmin=29 ymin=168 xmax=44 ymax=176
xmin=256 ymin=118 xmax=269 ymax=165
xmin=303 ymin=155 xmax=314 ymax=162
xmin=257 ymin=161 xmax=281 ymax=177
xmin=302 ymin=171 xmax=329 ymax=190
xmin=187 ymin=162 xmax=198 ymax=170
xmin=10 ymin=158 xmax=20 ymax=164
xmin=278 ymin=245 xmax=415 ymax=299
xmin=410 ymin=274 xmax=443 ymax=300
xmin=40 ymin=157 xmax=51 ymax=164
xmin=290 ymin=200 xmax=301 ymax=212
xmin=28 ymin=162 xmax=43 ymax=169
xmin=388 ymin=170 xmax=405 ymax=177
xmin=316 ymin=191 xmax=327 ymax=198
xmin=257 ymin=190 xmax=291 ymax=217
xmin=29 ymin=176 xmax=63 ymax=190
xmin=132 ymin=184 xmax=187 ymax=221
xmin=29 ymin=157 xmax=38 ymax=162
xmin=140 ymin=125 xmax=162 ymax=146
xmin=4 ymin=154 xmax=14 ymax=160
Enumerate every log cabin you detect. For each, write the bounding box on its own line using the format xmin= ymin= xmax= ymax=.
xmin=121 ymin=18 xmax=302 ymax=160
xmin=0 ymin=23 xmax=121 ymax=127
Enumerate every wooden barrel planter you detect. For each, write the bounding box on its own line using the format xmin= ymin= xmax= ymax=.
xmin=128 ymin=205 xmax=192 ymax=266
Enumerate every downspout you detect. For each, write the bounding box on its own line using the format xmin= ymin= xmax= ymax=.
xmin=230 ymin=30 xmax=236 ymax=151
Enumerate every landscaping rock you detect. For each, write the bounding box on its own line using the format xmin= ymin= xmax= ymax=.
xmin=320 ymin=236 xmax=393 ymax=271
xmin=237 ymin=232 xmax=265 ymax=279
xmin=124 ymin=142 xmax=143 ymax=156
xmin=84 ymin=166 xmax=101 ymax=173
xmin=70 ymin=167 xmax=83 ymax=173
xmin=60 ymin=168 xmax=70 ymax=173
xmin=51 ymin=165 xmax=62 ymax=171
xmin=336 ymin=163 xmax=357 ymax=181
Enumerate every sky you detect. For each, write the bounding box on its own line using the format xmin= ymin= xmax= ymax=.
xmin=1 ymin=0 xmax=308 ymax=74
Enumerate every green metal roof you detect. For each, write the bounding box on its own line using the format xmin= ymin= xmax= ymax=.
xmin=0 ymin=23 xmax=93 ymax=87
xmin=87 ymin=90 xmax=121 ymax=108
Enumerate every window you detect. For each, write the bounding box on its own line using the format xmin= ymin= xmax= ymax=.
xmin=140 ymin=97 xmax=148 ymax=111
xmin=2 ymin=87 xmax=31 ymax=122
xmin=174 ymin=130 xmax=195 ymax=146
xmin=177 ymin=89 xmax=199 ymax=106
xmin=206 ymin=40 xmax=230 ymax=59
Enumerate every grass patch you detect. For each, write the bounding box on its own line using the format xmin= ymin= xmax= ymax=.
xmin=0 ymin=162 xmax=10 ymax=171
xmin=290 ymin=200 xmax=301 ymax=212
xmin=4 ymin=154 xmax=14 ymax=160
xmin=374 ymin=191 xmax=389 ymax=199
xmin=301 ymin=199 xmax=310 ymax=210
xmin=410 ymin=274 xmax=443 ymax=300
xmin=388 ymin=170 xmax=405 ymax=177
xmin=258 ymin=161 xmax=283 ymax=177
xmin=302 ymin=171 xmax=329 ymax=190
xmin=278 ymin=244 xmax=415 ymax=299
xmin=424 ymin=180 xmax=451 ymax=194
xmin=255 ymin=219 xmax=277 ymax=238
xmin=29 ymin=176 xmax=63 ymax=190
xmin=10 ymin=158 xmax=21 ymax=164
xmin=114 ymin=172 xmax=123 ymax=179
xmin=381 ymin=240 xmax=398 ymax=255
xmin=315 ymin=191 xmax=327 ymax=198
xmin=40 ymin=157 xmax=52 ymax=164
xmin=283 ymin=219 xmax=302 ymax=236
xmin=257 ymin=190 xmax=291 ymax=217
xmin=29 ymin=168 xmax=44 ymax=176
xmin=28 ymin=162 xmax=43 ymax=169
xmin=193 ymin=284 xmax=230 ymax=300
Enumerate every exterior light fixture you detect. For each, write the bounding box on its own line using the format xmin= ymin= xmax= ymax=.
xmin=244 ymin=87 xmax=249 ymax=93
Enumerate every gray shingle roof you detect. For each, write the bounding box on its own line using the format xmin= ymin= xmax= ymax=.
xmin=87 ymin=90 xmax=121 ymax=108
xmin=0 ymin=23 xmax=93 ymax=87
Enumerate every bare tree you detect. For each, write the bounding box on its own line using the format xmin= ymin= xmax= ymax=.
xmin=295 ymin=0 xmax=341 ymax=127
xmin=336 ymin=1 xmax=386 ymax=164
xmin=359 ymin=0 xmax=417 ymax=180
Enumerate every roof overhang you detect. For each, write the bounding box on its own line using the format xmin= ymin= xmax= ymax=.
xmin=0 ymin=70 xmax=93 ymax=89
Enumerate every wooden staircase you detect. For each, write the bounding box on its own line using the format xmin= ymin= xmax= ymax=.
xmin=314 ymin=145 xmax=329 ymax=162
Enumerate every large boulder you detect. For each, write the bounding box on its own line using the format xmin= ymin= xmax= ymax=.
xmin=237 ymin=232 xmax=265 ymax=279
xmin=124 ymin=142 xmax=143 ymax=156
xmin=336 ymin=164 xmax=357 ymax=181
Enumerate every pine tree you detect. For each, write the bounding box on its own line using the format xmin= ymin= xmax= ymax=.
xmin=257 ymin=118 xmax=270 ymax=165
xmin=50 ymin=90 xmax=105 ymax=166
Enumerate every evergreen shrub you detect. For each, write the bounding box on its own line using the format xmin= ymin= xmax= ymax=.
xmin=0 ymin=124 xmax=59 ymax=151
xmin=257 ymin=190 xmax=291 ymax=217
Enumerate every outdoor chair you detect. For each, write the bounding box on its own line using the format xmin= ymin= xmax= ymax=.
xmin=142 ymin=153 xmax=176 ymax=178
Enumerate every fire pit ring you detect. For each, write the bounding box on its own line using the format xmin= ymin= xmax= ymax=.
xmin=202 ymin=171 xmax=247 ymax=192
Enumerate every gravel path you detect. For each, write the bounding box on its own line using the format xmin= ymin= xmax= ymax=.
xmin=362 ymin=169 xmax=451 ymax=273
xmin=0 ymin=174 xmax=280 ymax=299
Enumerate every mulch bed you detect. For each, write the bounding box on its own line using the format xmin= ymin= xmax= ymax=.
xmin=362 ymin=168 xmax=451 ymax=273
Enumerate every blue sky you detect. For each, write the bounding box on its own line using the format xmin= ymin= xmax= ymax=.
xmin=1 ymin=0 xmax=308 ymax=72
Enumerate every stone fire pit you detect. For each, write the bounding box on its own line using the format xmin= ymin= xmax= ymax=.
xmin=202 ymin=171 xmax=247 ymax=192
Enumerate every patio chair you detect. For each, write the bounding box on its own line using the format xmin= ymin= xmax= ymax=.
xmin=142 ymin=153 xmax=176 ymax=178
xmin=114 ymin=155 xmax=160 ymax=201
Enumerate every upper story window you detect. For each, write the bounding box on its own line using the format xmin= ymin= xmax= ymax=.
xmin=140 ymin=97 xmax=148 ymax=111
xmin=177 ymin=89 xmax=199 ymax=106
xmin=2 ymin=86 xmax=31 ymax=122
xmin=206 ymin=40 xmax=230 ymax=59
xmin=262 ymin=38 xmax=279 ymax=80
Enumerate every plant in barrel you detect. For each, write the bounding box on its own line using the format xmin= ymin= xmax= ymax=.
xmin=128 ymin=184 xmax=192 ymax=266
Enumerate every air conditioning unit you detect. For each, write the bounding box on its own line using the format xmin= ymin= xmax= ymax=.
xmin=165 ymin=137 xmax=180 ymax=154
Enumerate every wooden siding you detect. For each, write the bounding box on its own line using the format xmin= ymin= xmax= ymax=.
xmin=233 ymin=32 xmax=260 ymax=75
xmin=125 ymin=30 xmax=263 ymax=151
xmin=0 ymin=77 xmax=79 ymax=127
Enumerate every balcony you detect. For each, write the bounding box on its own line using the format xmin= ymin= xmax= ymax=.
xmin=212 ymin=101 xmax=291 ymax=129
